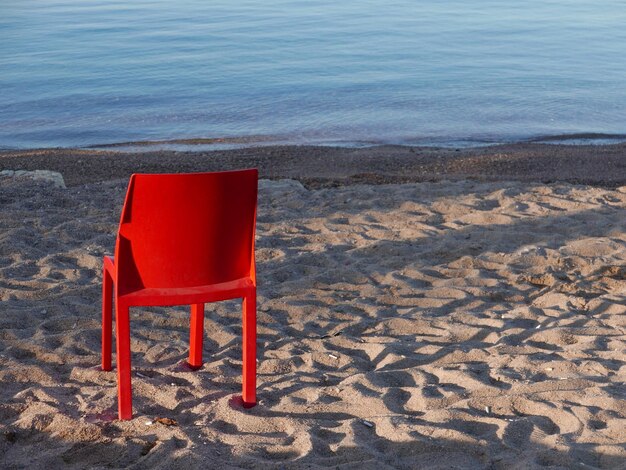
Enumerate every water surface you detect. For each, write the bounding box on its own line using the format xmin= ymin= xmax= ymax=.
xmin=1 ymin=0 xmax=625 ymax=148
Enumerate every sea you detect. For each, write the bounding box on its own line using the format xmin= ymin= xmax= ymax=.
xmin=1 ymin=0 xmax=626 ymax=150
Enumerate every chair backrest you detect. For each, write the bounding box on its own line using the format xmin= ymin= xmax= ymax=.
xmin=114 ymin=169 xmax=258 ymax=294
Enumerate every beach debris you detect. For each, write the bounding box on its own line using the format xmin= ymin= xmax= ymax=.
xmin=155 ymin=417 xmax=178 ymax=426
xmin=544 ymin=367 xmax=553 ymax=372
xmin=328 ymin=353 xmax=338 ymax=360
xmin=136 ymin=372 xmax=149 ymax=379
xmin=319 ymin=331 xmax=342 ymax=339
xmin=361 ymin=419 xmax=374 ymax=428
xmin=485 ymin=406 xmax=491 ymax=414
xmin=145 ymin=420 xmax=154 ymax=426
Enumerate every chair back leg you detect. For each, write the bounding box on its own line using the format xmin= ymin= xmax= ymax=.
xmin=189 ymin=303 xmax=205 ymax=369
xmin=101 ymin=267 xmax=113 ymax=371
xmin=242 ymin=292 xmax=257 ymax=407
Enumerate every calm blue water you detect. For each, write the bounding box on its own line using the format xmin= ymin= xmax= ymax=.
xmin=1 ymin=0 xmax=626 ymax=149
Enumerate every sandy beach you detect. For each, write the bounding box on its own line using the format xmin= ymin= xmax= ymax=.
xmin=1 ymin=144 xmax=626 ymax=468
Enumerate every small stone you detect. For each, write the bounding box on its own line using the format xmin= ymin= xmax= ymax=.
xmin=1 ymin=169 xmax=66 ymax=188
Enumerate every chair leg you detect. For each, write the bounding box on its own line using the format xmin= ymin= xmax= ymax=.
xmin=101 ymin=266 xmax=113 ymax=371
xmin=242 ymin=292 xmax=256 ymax=407
xmin=188 ymin=303 xmax=204 ymax=369
xmin=115 ymin=300 xmax=133 ymax=420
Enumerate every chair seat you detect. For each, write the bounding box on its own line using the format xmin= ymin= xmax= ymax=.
xmin=119 ymin=277 xmax=255 ymax=307
xmin=105 ymin=255 xmax=253 ymax=306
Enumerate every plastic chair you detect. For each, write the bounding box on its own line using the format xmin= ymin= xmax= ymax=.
xmin=101 ymin=169 xmax=258 ymax=420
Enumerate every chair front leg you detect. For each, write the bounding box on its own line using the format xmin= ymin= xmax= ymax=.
xmin=101 ymin=265 xmax=113 ymax=371
xmin=188 ymin=303 xmax=204 ymax=369
xmin=115 ymin=300 xmax=133 ymax=420
xmin=242 ymin=291 xmax=257 ymax=407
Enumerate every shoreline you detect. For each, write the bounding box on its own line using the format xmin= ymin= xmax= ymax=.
xmin=3 ymin=131 xmax=626 ymax=153
xmin=2 ymin=141 xmax=626 ymax=188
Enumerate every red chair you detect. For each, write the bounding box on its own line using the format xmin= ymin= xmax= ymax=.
xmin=101 ymin=169 xmax=258 ymax=420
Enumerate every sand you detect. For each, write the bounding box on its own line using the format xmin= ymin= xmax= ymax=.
xmin=1 ymin=146 xmax=626 ymax=469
